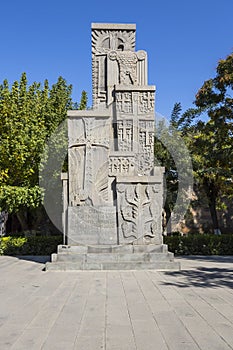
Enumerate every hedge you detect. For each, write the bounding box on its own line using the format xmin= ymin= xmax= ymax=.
xmin=164 ymin=234 xmax=233 ymax=255
xmin=0 ymin=235 xmax=63 ymax=256
xmin=1 ymin=233 xmax=233 ymax=256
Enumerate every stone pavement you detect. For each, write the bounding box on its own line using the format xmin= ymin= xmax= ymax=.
xmin=0 ymin=255 xmax=233 ymax=350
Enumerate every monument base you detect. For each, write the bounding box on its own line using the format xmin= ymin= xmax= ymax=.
xmin=45 ymin=244 xmax=180 ymax=271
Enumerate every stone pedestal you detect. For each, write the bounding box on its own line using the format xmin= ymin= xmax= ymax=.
xmin=47 ymin=244 xmax=180 ymax=271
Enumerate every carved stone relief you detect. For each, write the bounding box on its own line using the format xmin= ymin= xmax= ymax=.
xmin=116 ymin=181 xmax=162 ymax=244
xmin=115 ymin=91 xmax=133 ymax=113
xmin=139 ymin=121 xmax=154 ymax=155
xmin=108 ymin=50 xmax=147 ymax=87
xmin=92 ymin=28 xmax=136 ymax=54
xmin=138 ymin=91 xmax=155 ymax=114
xmin=65 ymin=24 xmax=165 ymax=248
xmin=137 ymin=120 xmax=155 ymax=175
xmin=116 ymin=51 xmax=138 ymax=85
xmin=109 ymin=156 xmax=135 ymax=176
xmin=92 ymin=26 xmax=136 ymax=107
xmin=68 ymin=117 xmax=110 ymax=206
xmin=117 ymin=120 xmax=133 ymax=151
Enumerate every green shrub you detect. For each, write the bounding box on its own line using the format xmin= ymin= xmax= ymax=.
xmin=164 ymin=234 xmax=233 ymax=255
xmin=0 ymin=235 xmax=63 ymax=256
xmin=2 ymin=233 xmax=232 ymax=256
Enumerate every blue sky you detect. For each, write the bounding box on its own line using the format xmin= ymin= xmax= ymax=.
xmin=1 ymin=0 xmax=233 ymax=118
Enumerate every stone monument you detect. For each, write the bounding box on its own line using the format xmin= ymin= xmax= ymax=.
xmin=46 ymin=23 xmax=180 ymax=270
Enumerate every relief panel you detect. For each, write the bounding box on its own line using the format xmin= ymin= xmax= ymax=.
xmin=117 ymin=120 xmax=133 ymax=151
xmin=109 ymin=156 xmax=135 ymax=176
xmin=68 ymin=117 xmax=110 ymax=206
xmin=115 ymin=91 xmax=133 ymax=113
xmin=136 ymin=120 xmax=155 ymax=175
xmin=138 ymin=91 xmax=155 ymax=114
xmin=116 ymin=181 xmax=163 ymax=245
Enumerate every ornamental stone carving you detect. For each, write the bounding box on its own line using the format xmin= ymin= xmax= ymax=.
xmin=115 ymin=92 xmax=133 ymax=113
xmin=116 ymin=179 xmax=163 ymax=244
xmin=63 ymin=23 xmax=164 ymax=247
xmin=45 ymin=23 xmax=181 ymax=272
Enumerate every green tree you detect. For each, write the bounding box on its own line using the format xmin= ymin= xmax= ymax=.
xmin=154 ymin=118 xmax=178 ymax=233
xmin=72 ymin=90 xmax=88 ymax=110
xmin=38 ymin=87 xmax=88 ymax=234
xmin=154 ymin=103 xmax=193 ymax=234
xmin=176 ymin=53 xmax=233 ymax=234
xmin=0 ymin=73 xmax=73 ymax=231
xmin=78 ymin=90 xmax=88 ymax=110
xmin=170 ymin=102 xmax=182 ymax=129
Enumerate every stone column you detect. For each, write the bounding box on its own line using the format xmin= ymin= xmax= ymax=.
xmin=61 ymin=172 xmax=68 ymax=244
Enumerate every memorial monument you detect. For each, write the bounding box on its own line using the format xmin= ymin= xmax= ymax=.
xmin=46 ymin=23 xmax=180 ymax=270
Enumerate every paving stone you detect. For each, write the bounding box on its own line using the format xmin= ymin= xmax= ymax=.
xmin=1 ymin=256 xmax=233 ymax=350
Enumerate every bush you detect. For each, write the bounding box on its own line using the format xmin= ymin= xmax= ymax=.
xmin=0 ymin=235 xmax=63 ymax=256
xmin=164 ymin=234 xmax=233 ymax=255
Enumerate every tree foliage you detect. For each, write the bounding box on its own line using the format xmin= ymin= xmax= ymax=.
xmin=173 ymin=52 xmax=233 ymax=234
xmin=154 ymin=104 xmax=193 ymax=234
xmin=0 ymin=73 xmax=73 ymax=230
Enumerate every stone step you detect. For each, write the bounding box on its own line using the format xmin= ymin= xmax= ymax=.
xmin=47 ymin=244 xmax=179 ymax=271
xmin=57 ymin=244 xmax=168 ymax=254
xmin=54 ymin=252 xmax=174 ymax=263
xmin=45 ymin=260 xmax=180 ymax=271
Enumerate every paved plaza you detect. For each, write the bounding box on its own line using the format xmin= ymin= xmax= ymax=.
xmin=0 ymin=255 xmax=233 ymax=350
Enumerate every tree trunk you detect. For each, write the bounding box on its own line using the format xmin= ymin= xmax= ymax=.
xmin=0 ymin=211 xmax=8 ymax=236
xmin=16 ymin=210 xmax=29 ymax=232
xmin=208 ymin=199 xmax=221 ymax=235
xmin=204 ymin=179 xmax=221 ymax=235
xmin=163 ymin=205 xmax=172 ymax=235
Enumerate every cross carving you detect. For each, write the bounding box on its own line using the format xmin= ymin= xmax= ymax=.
xmin=117 ymin=120 xmax=133 ymax=151
xmin=69 ymin=118 xmax=109 ymax=201
xmin=139 ymin=92 xmax=154 ymax=113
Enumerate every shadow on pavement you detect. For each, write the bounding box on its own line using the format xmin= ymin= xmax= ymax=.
xmin=16 ymin=255 xmax=51 ymax=264
xmin=177 ymin=255 xmax=233 ymax=263
xmin=162 ymin=265 xmax=233 ymax=289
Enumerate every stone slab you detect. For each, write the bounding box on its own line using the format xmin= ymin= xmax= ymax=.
xmin=116 ymin=175 xmax=163 ymax=183
xmin=91 ymin=23 xmax=136 ymax=30
xmin=115 ymin=84 xmax=156 ymax=92
xmin=57 ymin=244 xmax=168 ymax=254
xmin=45 ymin=260 xmax=180 ymax=271
xmin=67 ymin=109 xmax=111 ymax=117
xmin=67 ymin=206 xmax=117 ymax=245
xmin=47 ymin=243 xmax=177 ymax=271
xmin=54 ymin=252 xmax=174 ymax=263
